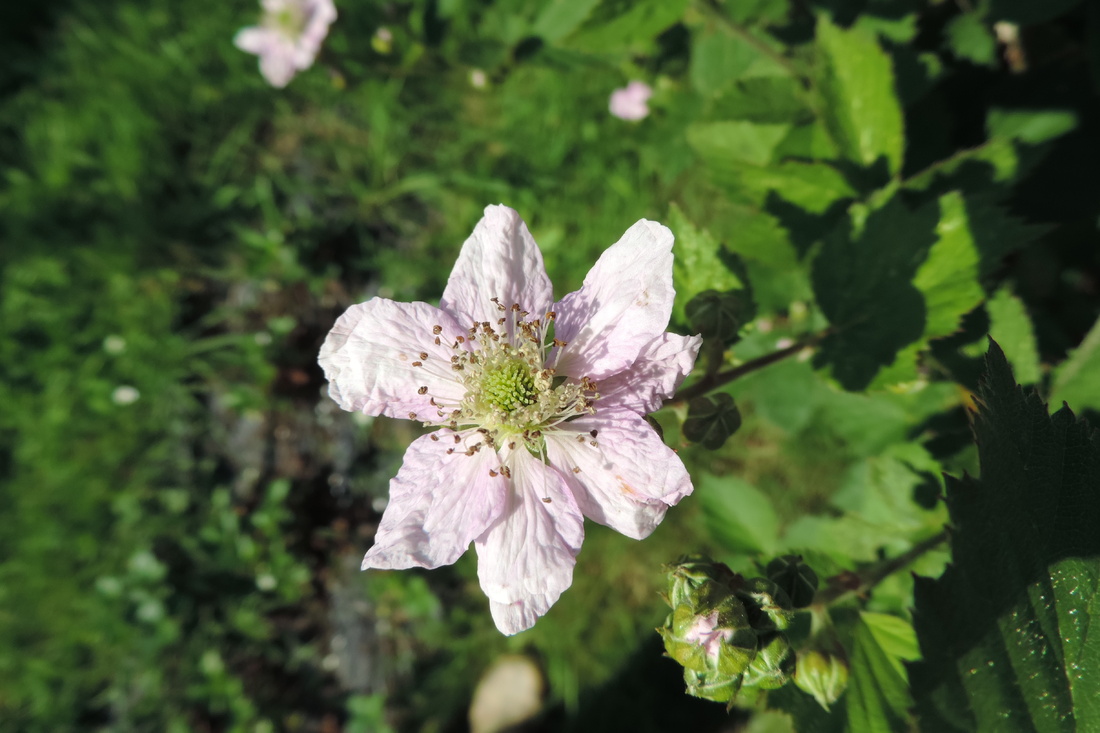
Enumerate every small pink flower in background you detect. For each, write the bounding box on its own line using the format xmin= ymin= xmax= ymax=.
xmin=235 ymin=0 xmax=337 ymax=88
xmin=609 ymin=80 xmax=654 ymax=121
xmin=319 ymin=205 xmax=701 ymax=635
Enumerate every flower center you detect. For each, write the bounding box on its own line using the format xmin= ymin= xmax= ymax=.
xmin=411 ymin=300 xmax=600 ymax=456
xmin=481 ymin=359 xmax=537 ymax=413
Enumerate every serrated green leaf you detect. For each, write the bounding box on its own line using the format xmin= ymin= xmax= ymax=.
xmin=986 ymin=288 xmax=1040 ymax=385
xmin=860 ymin=612 xmax=921 ymax=676
xmin=812 ymin=197 xmax=935 ymax=390
xmin=698 ymin=474 xmax=779 ymax=556
xmin=847 ymin=614 xmax=915 ymax=733
xmin=914 ymin=192 xmax=985 ymax=340
xmin=668 ymin=204 xmax=748 ymax=324
xmin=816 ymin=15 xmax=904 ymax=176
xmin=910 ymin=341 xmax=1100 ymax=732
xmin=1050 ymin=315 xmax=1100 ymax=413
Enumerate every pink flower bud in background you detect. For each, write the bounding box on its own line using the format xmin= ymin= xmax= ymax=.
xmin=235 ymin=0 xmax=337 ymax=88
xmin=609 ymin=80 xmax=653 ymax=121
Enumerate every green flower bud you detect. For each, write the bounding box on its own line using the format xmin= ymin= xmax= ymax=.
xmin=765 ymin=555 xmax=820 ymax=609
xmin=733 ymin=577 xmax=794 ymax=633
xmin=794 ymin=650 xmax=849 ymax=711
xmin=682 ymin=667 xmax=742 ymax=704
xmin=741 ymin=632 xmax=795 ymax=690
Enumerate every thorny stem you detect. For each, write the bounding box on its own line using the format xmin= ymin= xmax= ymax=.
xmin=814 ymin=529 xmax=950 ymax=607
xmin=670 ymin=331 xmax=828 ymax=405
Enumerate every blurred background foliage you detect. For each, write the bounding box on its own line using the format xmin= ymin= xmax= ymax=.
xmin=1 ymin=0 xmax=1098 ymax=730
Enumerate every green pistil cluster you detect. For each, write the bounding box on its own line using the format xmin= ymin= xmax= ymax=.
xmin=482 ymin=360 xmax=537 ymax=413
xmin=415 ymin=301 xmax=600 ymax=452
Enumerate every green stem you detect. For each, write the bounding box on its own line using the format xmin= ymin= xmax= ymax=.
xmin=670 ymin=331 xmax=827 ymax=405
xmin=815 ymin=529 xmax=950 ymax=607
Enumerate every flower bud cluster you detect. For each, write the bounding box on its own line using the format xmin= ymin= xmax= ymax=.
xmin=658 ymin=556 xmax=796 ymax=706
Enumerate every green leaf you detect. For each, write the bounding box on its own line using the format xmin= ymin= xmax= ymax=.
xmin=698 ymin=474 xmax=779 ymax=556
xmin=1050 ymin=314 xmax=1100 ymax=413
xmin=944 ymin=13 xmax=997 ymax=66
xmin=711 ymin=77 xmax=811 ymax=124
xmin=691 ymin=29 xmax=763 ymax=96
xmin=567 ymin=0 xmax=689 ymax=51
xmin=532 ymin=0 xmax=602 ymax=42
xmin=913 ymin=192 xmax=985 ymax=340
xmin=668 ymin=203 xmax=750 ymax=323
xmin=985 ymin=288 xmax=1040 ymax=385
xmin=683 ymin=394 xmax=743 ymax=450
xmin=846 ymin=614 xmax=916 ymax=733
xmin=687 ymin=121 xmax=792 ymax=167
xmin=987 ymin=108 xmax=1078 ymax=144
xmin=816 ymin=15 xmax=905 ymax=176
xmin=910 ymin=341 xmax=1100 ymax=732
xmin=812 ymin=197 xmax=936 ymax=390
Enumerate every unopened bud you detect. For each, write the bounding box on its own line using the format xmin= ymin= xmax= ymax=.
xmin=765 ymin=555 xmax=819 ymax=609
xmin=741 ymin=632 xmax=795 ymax=690
xmin=793 ymin=650 xmax=849 ymax=710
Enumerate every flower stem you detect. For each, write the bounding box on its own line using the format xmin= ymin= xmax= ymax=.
xmin=814 ymin=529 xmax=950 ymax=607
xmin=670 ymin=331 xmax=827 ymax=405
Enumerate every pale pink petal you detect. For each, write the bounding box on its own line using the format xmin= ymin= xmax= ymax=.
xmin=439 ymin=205 xmax=554 ymax=334
xmin=544 ymin=410 xmax=693 ymax=540
xmin=362 ymin=432 xmax=507 ymax=569
xmin=319 ymin=298 xmax=468 ymax=420
xmin=234 ymin=27 xmax=270 ymax=54
xmin=597 ymin=332 xmax=702 ymax=414
xmin=259 ymin=45 xmax=299 ymax=88
xmin=609 ymin=81 xmax=653 ymax=121
xmin=552 ymin=220 xmax=676 ymax=380
xmin=475 ymin=450 xmax=583 ymax=635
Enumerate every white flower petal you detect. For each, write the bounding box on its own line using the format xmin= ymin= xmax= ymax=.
xmin=362 ymin=432 xmax=507 ymax=569
xmin=544 ymin=410 xmax=693 ymax=540
xmin=234 ymin=27 xmax=270 ymax=54
xmin=475 ymin=450 xmax=583 ymax=635
xmin=553 ymin=220 xmax=675 ymax=380
xmin=597 ymin=332 xmax=702 ymax=414
xmin=319 ymin=298 xmax=467 ymax=420
xmin=440 ymin=205 xmax=554 ymax=334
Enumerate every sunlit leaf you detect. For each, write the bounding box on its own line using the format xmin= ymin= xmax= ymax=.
xmin=816 ymin=15 xmax=904 ymax=176
xmin=1050 ymin=314 xmax=1100 ymax=414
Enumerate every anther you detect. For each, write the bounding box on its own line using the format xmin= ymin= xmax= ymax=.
xmin=419 ymin=352 xmax=428 ymax=360
xmin=501 ymin=466 xmax=512 ymax=479
xmin=418 ymin=386 xmax=428 ymax=395
xmin=576 ymin=435 xmax=586 ymax=443
xmin=489 ymin=469 xmax=498 ymax=477
xmin=589 ymin=429 xmax=598 ymax=438
xmin=433 ymin=325 xmax=443 ymax=335
xmin=572 ymin=467 xmax=581 ymax=474
xmin=412 ymin=361 xmax=422 ymax=367
xmin=430 ymin=434 xmax=439 ymax=441
xmin=408 ymin=412 xmax=417 ymax=419
xmin=542 ymin=497 xmax=552 ymax=504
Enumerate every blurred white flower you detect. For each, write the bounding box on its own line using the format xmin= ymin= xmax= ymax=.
xmin=112 ymin=386 xmax=141 ymax=405
xmin=102 ymin=335 xmax=127 ymax=355
xmin=235 ymin=0 xmax=337 ymax=88
xmin=470 ymin=69 xmax=488 ymax=89
xmin=371 ymin=26 xmax=393 ymax=54
xmin=609 ymin=80 xmax=653 ymax=121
